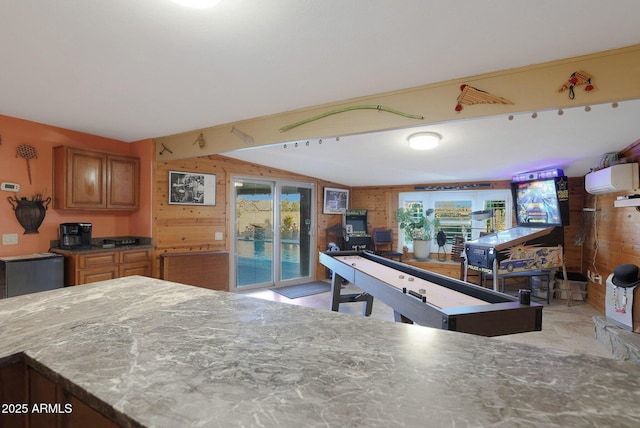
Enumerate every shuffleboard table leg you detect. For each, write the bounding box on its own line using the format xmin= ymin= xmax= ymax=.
xmin=330 ymin=273 xmax=343 ymax=312
xmin=330 ymin=273 xmax=374 ymax=317
xmin=393 ymin=310 xmax=414 ymax=324
xmin=363 ymin=294 xmax=373 ymax=316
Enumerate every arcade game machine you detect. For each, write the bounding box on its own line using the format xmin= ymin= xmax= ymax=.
xmin=343 ymin=209 xmax=371 ymax=251
xmin=465 ymin=169 xmax=570 ymax=292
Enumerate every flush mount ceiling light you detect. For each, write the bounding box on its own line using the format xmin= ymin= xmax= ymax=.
xmin=170 ymin=0 xmax=221 ymax=9
xmin=407 ymin=132 xmax=441 ymax=150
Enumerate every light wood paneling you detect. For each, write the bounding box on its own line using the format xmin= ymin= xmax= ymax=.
xmin=351 ymin=178 xmax=586 ymax=288
xmin=563 ymin=177 xmax=587 ymax=272
xmin=582 ymin=140 xmax=640 ymax=315
xmin=352 ymin=181 xmax=512 ymax=234
xmin=153 ymin=156 xmax=229 ymax=272
xmin=152 ymin=154 xmax=348 ymax=281
xmin=151 ymin=147 xmax=640 ymax=319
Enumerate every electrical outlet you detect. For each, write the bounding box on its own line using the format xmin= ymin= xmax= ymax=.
xmin=2 ymin=233 xmax=18 ymax=245
xmin=587 ymin=270 xmax=602 ymax=285
xmin=214 ymin=232 xmax=223 ymax=241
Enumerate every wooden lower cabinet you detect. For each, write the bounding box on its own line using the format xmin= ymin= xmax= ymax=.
xmin=160 ymin=251 xmax=229 ymax=291
xmin=0 ymin=357 xmax=26 ymax=428
xmin=1 ymin=360 xmax=120 ymax=428
xmin=404 ymin=258 xmax=463 ymax=280
xmin=119 ymin=262 xmax=151 ymax=277
xmin=64 ymin=248 xmax=152 ymax=286
xmin=77 ymin=267 xmax=119 ymax=285
xmin=119 ymin=248 xmax=152 ymax=278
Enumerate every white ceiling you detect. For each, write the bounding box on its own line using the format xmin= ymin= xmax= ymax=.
xmin=223 ymin=100 xmax=640 ymax=186
xmin=1 ymin=1 xmax=640 ymax=185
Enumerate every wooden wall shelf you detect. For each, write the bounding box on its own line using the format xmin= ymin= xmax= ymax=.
xmin=614 ymin=198 xmax=640 ymax=208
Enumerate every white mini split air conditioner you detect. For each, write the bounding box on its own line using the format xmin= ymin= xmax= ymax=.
xmin=585 ymin=163 xmax=639 ymax=194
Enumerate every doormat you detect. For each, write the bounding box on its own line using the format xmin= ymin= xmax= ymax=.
xmin=271 ymin=281 xmax=331 ymax=299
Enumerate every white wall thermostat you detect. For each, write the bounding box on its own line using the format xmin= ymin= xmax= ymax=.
xmin=1 ymin=182 xmax=20 ymax=192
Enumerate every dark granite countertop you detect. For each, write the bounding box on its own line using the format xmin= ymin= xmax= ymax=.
xmin=49 ymin=236 xmax=153 ymax=254
xmin=1 ymin=276 xmax=639 ymax=427
xmin=50 ymin=244 xmax=153 ymax=255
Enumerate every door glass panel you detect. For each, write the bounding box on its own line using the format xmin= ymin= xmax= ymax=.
xmin=235 ymin=180 xmax=274 ymax=287
xmin=280 ymin=185 xmax=313 ymax=282
xmin=484 ymin=199 xmax=508 ymax=232
xmin=434 ymin=200 xmax=473 ymax=245
xmin=399 ymin=200 xmax=423 ymax=251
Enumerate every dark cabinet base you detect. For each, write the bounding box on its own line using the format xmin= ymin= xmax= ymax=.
xmin=0 ymin=356 xmax=125 ymax=428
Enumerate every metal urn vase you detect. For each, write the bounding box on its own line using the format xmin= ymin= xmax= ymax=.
xmin=8 ymin=196 xmax=51 ymax=234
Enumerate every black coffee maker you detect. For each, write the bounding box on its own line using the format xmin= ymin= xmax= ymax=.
xmin=59 ymin=223 xmax=92 ymax=250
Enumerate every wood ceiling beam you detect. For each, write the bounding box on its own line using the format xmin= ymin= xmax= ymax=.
xmin=154 ymin=44 xmax=640 ymax=161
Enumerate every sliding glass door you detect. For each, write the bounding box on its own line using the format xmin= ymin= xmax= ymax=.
xmin=280 ymin=184 xmax=313 ymax=282
xmin=232 ymin=177 xmax=315 ymax=290
xmin=234 ymin=180 xmax=274 ymax=288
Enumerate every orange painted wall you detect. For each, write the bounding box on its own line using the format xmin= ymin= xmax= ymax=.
xmin=0 ymin=115 xmax=153 ymax=257
xmin=128 ymin=138 xmax=154 ymax=236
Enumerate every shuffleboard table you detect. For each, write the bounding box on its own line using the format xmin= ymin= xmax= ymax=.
xmin=320 ymin=250 xmax=542 ymax=336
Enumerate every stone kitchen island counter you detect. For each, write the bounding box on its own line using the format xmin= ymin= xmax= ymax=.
xmin=1 ymin=276 xmax=639 ymax=427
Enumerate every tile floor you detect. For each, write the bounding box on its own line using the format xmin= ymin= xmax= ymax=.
xmin=244 ymin=281 xmax=613 ymax=359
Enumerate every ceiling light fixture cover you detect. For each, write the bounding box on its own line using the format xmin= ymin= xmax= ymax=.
xmin=408 ymin=132 xmax=441 ymax=150
xmin=170 ymin=0 xmax=221 ymax=9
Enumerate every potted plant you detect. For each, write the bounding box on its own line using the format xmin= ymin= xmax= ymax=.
xmin=395 ymin=205 xmax=440 ymax=260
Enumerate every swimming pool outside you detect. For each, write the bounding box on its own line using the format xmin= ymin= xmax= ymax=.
xmin=236 ymin=239 xmax=305 ymax=286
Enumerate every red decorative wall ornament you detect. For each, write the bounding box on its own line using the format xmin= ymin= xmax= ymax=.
xmin=558 ymin=70 xmax=594 ymax=99
xmin=455 ymin=84 xmax=513 ymax=112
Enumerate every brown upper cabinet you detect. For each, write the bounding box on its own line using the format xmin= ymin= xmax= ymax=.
xmin=53 ymin=146 xmax=140 ymax=210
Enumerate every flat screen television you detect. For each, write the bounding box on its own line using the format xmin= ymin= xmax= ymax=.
xmin=512 ymin=178 xmax=565 ymax=227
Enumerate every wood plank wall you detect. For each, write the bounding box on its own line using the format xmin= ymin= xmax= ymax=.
xmin=351 ymin=177 xmax=585 ymax=274
xmin=565 ymin=177 xmax=587 ymax=272
xmin=583 ymin=140 xmax=640 ymax=313
xmin=351 ymin=180 xmax=512 ymax=245
xmin=152 ymin=154 xmax=348 ymax=281
xmin=152 ymin=148 xmax=640 ymax=316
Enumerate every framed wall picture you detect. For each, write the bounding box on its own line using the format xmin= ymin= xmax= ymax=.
xmin=169 ymin=171 xmax=216 ymax=206
xmin=323 ymin=187 xmax=349 ymax=214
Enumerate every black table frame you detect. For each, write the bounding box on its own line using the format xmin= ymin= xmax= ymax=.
xmin=320 ymin=250 xmax=543 ymax=337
